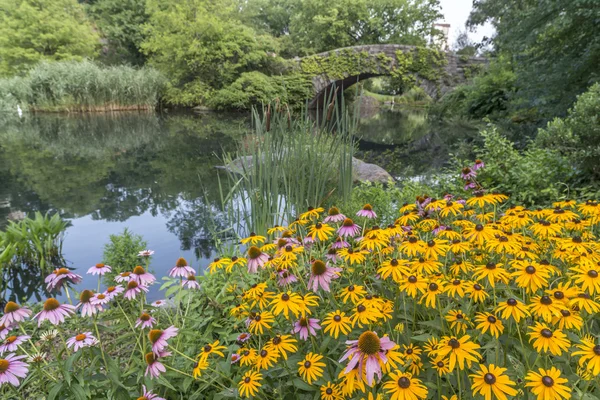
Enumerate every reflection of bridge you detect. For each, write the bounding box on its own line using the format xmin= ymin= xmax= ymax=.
xmin=298 ymin=44 xmax=488 ymax=108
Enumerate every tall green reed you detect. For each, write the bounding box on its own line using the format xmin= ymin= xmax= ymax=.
xmin=220 ymin=90 xmax=357 ymax=236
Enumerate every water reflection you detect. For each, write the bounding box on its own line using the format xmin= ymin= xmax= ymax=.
xmin=0 ymin=112 xmax=245 ymax=301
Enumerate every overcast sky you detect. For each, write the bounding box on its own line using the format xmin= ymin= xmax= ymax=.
xmin=438 ymin=0 xmax=495 ymax=47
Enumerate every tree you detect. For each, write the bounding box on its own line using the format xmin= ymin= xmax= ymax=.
xmin=0 ymin=0 xmax=100 ymax=76
xmin=452 ymin=30 xmax=478 ymax=57
xmin=87 ymin=0 xmax=149 ymax=65
xmin=142 ymin=0 xmax=279 ymax=106
xmin=468 ymin=0 xmax=600 ymax=117
xmin=288 ymin=0 xmax=443 ymax=55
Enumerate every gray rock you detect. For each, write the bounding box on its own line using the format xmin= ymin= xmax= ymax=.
xmin=221 ymin=155 xmax=394 ymax=184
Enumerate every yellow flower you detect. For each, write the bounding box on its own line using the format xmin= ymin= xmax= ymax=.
xmin=445 ymin=278 xmax=468 ymax=298
xmin=495 ymin=298 xmax=530 ymax=323
xmin=240 ymin=232 xmax=266 ymax=245
xmin=568 ymin=292 xmax=600 ymax=314
xmin=431 ymin=356 xmax=450 ymax=376
xmin=265 ymin=335 xmax=297 ymax=360
xmin=473 ymin=262 xmax=510 ymax=288
xmin=462 ymin=223 xmax=497 ymax=246
xmin=255 ymin=346 xmax=279 ymax=370
xmin=378 ymin=259 xmax=410 ymax=283
xmin=474 ymin=312 xmax=504 ymax=338
xmin=420 ymin=280 xmax=446 ymax=309
xmin=238 ymin=347 xmax=257 ymax=367
xmin=238 ymin=370 xmax=262 ymax=398
xmin=267 ymin=225 xmax=286 ymax=235
xmin=572 ymin=336 xmax=600 ymax=376
xmin=436 ymin=335 xmax=481 ymax=371
xmin=445 ymin=310 xmax=470 ymax=335
xmin=439 ymin=200 xmax=464 ymax=217
xmin=309 ymin=222 xmax=335 ymax=241
xmin=298 ymin=352 xmax=325 ymax=385
xmin=470 ymin=364 xmax=518 ymax=400
xmin=299 ymin=206 xmax=324 ymax=220
xmin=338 ymin=367 xmax=366 ymax=396
xmin=338 ymin=248 xmax=368 ymax=265
xmin=322 ymin=310 xmax=352 ymax=339
xmin=248 ymin=311 xmax=275 ymax=335
xmin=527 ymin=323 xmax=571 ymax=355
xmin=339 ymin=284 xmax=367 ymax=304
xmin=570 ymin=263 xmax=600 ymax=295
xmin=525 ymin=367 xmax=571 ymax=400
xmin=551 ymin=308 xmax=583 ymax=330
xmin=198 ymin=340 xmax=226 ymax=362
xmin=529 ymin=295 xmax=567 ymax=322
xmin=270 ymin=291 xmax=303 ymax=319
xmin=320 ymin=382 xmax=342 ymax=400
xmin=410 ymin=257 xmax=442 ymax=275
xmin=350 ymin=302 xmax=382 ymax=328
xmin=192 ymin=359 xmax=208 ymax=378
xmin=208 ymin=257 xmax=230 ymax=273
xmin=466 ymin=282 xmax=489 ymax=303
xmin=511 ymin=261 xmax=550 ymax=293
xmin=399 ymin=274 xmax=428 ymax=298
xmin=383 ymin=371 xmax=428 ymax=400
xmin=421 ymin=239 xmax=449 ymax=259
xmin=398 ymin=236 xmax=426 ymax=257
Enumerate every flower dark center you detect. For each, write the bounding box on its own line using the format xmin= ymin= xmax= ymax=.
xmin=487 ymin=316 xmax=497 ymax=323
xmin=525 ymin=266 xmax=536 ymax=274
xmin=140 ymin=313 xmax=151 ymax=321
xmin=473 ymin=284 xmax=482 ymax=291
xmin=540 ymin=329 xmax=553 ymax=338
xmin=304 ymin=361 xmax=311 ymax=368
xmin=456 ymin=313 xmax=463 ymax=319
xmin=281 ymin=293 xmax=290 ymax=301
xmin=326 ymin=388 xmax=333 ymax=394
xmin=593 ymin=345 xmax=600 ymax=356
xmin=311 ymin=260 xmax=327 ymax=276
xmin=248 ymin=246 xmax=262 ymax=259
xmin=204 ymin=345 xmax=212 ymax=352
xmin=542 ymin=376 xmax=554 ymax=387
xmin=560 ymin=309 xmax=570 ymax=317
xmin=260 ymin=350 xmax=268 ymax=358
xmin=484 ymin=373 xmax=496 ymax=385
xmin=148 ymin=330 xmax=163 ymax=343
xmin=391 ymin=259 xmax=399 ymax=266
xmin=398 ymin=376 xmax=411 ymax=388
xmin=507 ymin=298 xmax=517 ymax=306
xmin=437 ymin=361 xmax=444 ymax=368
xmin=43 ymin=298 xmax=60 ymax=311
xmin=408 ymin=237 xmax=418 ymax=243
xmin=133 ymin=266 xmax=145 ymax=275
xmin=554 ymin=291 xmax=564 ymax=300
xmin=540 ymin=296 xmax=552 ymax=305
xmin=429 ymin=283 xmax=439 ymax=291
xmin=75 ymin=334 xmax=87 ymax=342
xmin=328 ymin=207 xmax=340 ymax=216
xmin=127 ymin=280 xmax=139 ymax=290
xmin=0 ymin=360 xmax=9 ymax=372
xmin=244 ymin=377 xmax=251 ymax=383
xmin=342 ymin=218 xmax=355 ymax=227
xmin=357 ymin=305 xmax=366 ymax=313
xmin=406 ymin=348 xmax=413 ymax=355
xmin=272 ymin=337 xmax=282 ymax=345
xmin=348 ymin=285 xmax=355 ymax=292
xmin=475 ymin=224 xmax=484 ymax=231
xmin=333 ymin=315 xmax=342 ymax=322
xmin=588 ymin=270 xmax=599 ymax=278
xmin=299 ymin=318 xmax=308 ymax=327
xmin=4 ymin=302 xmax=19 ymax=313
xmin=363 ymin=204 xmax=373 ymax=211
xmin=357 ymin=331 xmax=381 ymax=355
xmin=486 ymin=262 xmax=496 ymax=270
xmin=408 ymin=276 xmax=417 ymax=283
xmin=572 ymin=236 xmax=582 ymax=243
xmin=448 ymin=338 xmax=460 ymax=349
xmin=145 ymin=352 xmax=156 ymax=365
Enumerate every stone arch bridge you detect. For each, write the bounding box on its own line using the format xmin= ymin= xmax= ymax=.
xmin=297 ymin=44 xmax=488 ymax=108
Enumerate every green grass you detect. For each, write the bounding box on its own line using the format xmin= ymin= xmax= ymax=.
xmin=0 ymin=60 xmax=166 ymax=112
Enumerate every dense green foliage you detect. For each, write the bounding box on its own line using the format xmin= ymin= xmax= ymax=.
xmin=0 ymin=60 xmax=166 ymax=112
xmin=102 ymin=229 xmax=148 ymax=283
xmin=467 ymin=0 xmax=600 ymax=118
xmin=0 ymin=0 xmax=99 ymax=76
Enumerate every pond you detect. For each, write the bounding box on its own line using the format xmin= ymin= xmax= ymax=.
xmin=0 ymin=105 xmax=478 ymax=302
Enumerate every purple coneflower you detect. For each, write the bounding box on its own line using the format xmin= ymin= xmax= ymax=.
xmin=66 ymin=332 xmax=97 ymax=352
xmin=139 ymin=385 xmax=165 ymax=400
xmin=303 ymin=236 xmax=315 ymax=246
xmin=292 ymin=317 xmax=321 ymax=340
xmin=0 ymin=353 xmax=29 ymax=387
xmin=124 ymin=280 xmax=149 ymax=300
xmin=432 ymin=225 xmax=446 ymax=236
xmin=45 ymin=268 xmax=82 ymax=291
xmin=103 ymin=285 xmax=124 ymax=300
xmin=182 ymin=275 xmax=200 ymax=290
xmin=130 ymin=266 xmax=156 ymax=286
xmin=0 ymin=325 xmax=13 ymax=341
xmin=331 ymin=237 xmax=350 ymax=249
xmin=34 ymin=298 xmax=75 ymax=327
xmin=76 ymin=290 xmax=102 ymax=317
xmin=356 ymin=204 xmax=377 ymax=219
xmin=135 ymin=312 xmax=156 ymax=329
xmin=87 ymin=263 xmax=112 ymax=276
xmin=472 ymin=159 xmax=485 ymax=171
xmin=138 ymin=250 xmax=155 ymax=257
xmin=338 ymin=218 xmax=361 ymax=238
xmin=149 ymin=326 xmax=178 ymax=355
xmin=0 ymin=302 xmax=31 ymax=326
xmin=231 ymin=353 xmax=241 ymax=364
xmin=324 ymin=207 xmax=346 ymax=223
xmin=308 ymin=260 xmax=341 ymax=292
xmin=237 ymin=333 xmax=251 ymax=343
xmin=145 ymin=351 xmax=170 ymax=379
xmin=277 ymin=270 xmax=297 ymax=286
xmin=325 ymin=248 xmax=341 ymax=263
xmin=114 ymin=272 xmax=132 ymax=283
xmin=339 ymin=331 xmax=396 ymax=385
xmin=151 ymin=299 xmax=168 ymax=308
xmin=246 ymin=246 xmax=268 ymax=274
xmin=0 ymin=336 xmax=30 ymax=354
xmin=168 ymin=257 xmax=195 ymax=278
xmin=90 ymin=293 xmax=110 ymax=306
xmin=461 ymin=167 xmax=476 ymax=180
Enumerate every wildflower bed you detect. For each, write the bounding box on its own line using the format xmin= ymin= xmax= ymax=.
xmin=4 ymin=189 xmax=600 ymax=399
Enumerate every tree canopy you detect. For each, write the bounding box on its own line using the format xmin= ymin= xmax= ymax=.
xmin=0 ymin=0 xmax=100 ymax=76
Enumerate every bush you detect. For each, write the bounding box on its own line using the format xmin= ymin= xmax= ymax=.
xmin=102 ymin=228 xmax=148 ymax=284
xmin=535 ymin=83 xmax=600 ymax=178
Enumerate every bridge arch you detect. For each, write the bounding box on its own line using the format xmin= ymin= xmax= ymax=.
xmin=298 ymin=45 xmax=487 ymax=108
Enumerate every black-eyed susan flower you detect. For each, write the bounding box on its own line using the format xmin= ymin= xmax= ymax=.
xmin=320 ymin=382 xmax=342 ymax=400
xmin=378 ymin=259 xmax=410 ymax=282
xmin=349 ymin=303 xmax=381 ymax=328
xmin=338 ymin=247 xmax=368 ymax=265
xmin=572 ymin=336 xmax=600 ymax=376
xmin=265 ymin=335 xmax=297 ymax=360
xmin=399 ymin=236 xmax=425 ymax=257
xmin=528 ymin=323 xmax=571 ymax=355
xmin=524 ymin=367 xmax=571 ymax=400
xmin=474 ymin=312 xmax=504 ymax=338
xmin=421 ymin=239 xmax=449 ymax=259
xmin=531 ymin=220 xmax=563 ymax=238
xmin=552 ymin=308 xmax=583 ymax=330
xmin=511 ymin=261 xmax=550 ymax=293
xmin=399 ymin=275 xmax=428 ymax=298
xmin=192 ymin=359 xmax=208 ymax=378
xmin=571 ymin=263 xmax=600 ymax=295
xmin=298 ymin=352 xmax=325 ymax=385
xmin=298 ymin=292 xmax=320 ymax=315
xmin=431 ymin=356 xmax=450 ymax=376
xmin=225 ymin=256 xmax=247 ymax=273
xmin=473 ymin=262 xmax=510 ymax=288
xmin=309 ymin=222 xmax=335 ymax=241
xmin=420 ymin=281 xmax=446 ymax=309
xmin=529 ymin=295 xmax=567 ymax=322
xmin=383 ymin=371 xmax=428 ymax=400
xmin=401 ymin=344 xmax=422 ymax=364
xmin=248 ymin=311 xmax=275 ymax=335
xmin=495 ymin=298 xmax=530 ymax=322
xmin=270 ymin=291 xmax=302 ymax=319
xmin=241 ymin=232 xmax=266 ymax=245
xmin=238 ymin=348 xmax=257 ymax=367
xmin=410 ymin=257 xmax=442 ymax=275
xmin=339 ymin=284 xmax=366 ymax=304
xmin=466 ymin=282 xmax=489 ymax=303
xmin=338 ymin=367 xmax=366 ymax=397
xmin=445 ymin=310 xmax=470 ymax=335
xmin=267 ymin=225 xmax=286 ymax=235
xmin=470 ymin=364 xmax=517 ymax=400
xmin=463 ymin=224 xmax=497 ymax=246
xmin=300 ymin=206 xmax=324 ymax=220
xmin=322 ymin=310 xmax=351 ymax=339
xmin=208 ymin=257 xmax=230 ymax=273
xmin=198 ymin=340 xmax=226 ymax=362
xmin=238 ymin=370 xmax=262 ymax=398
xmin=569 ymin=292 xmax=600 ymax=314
xmin=436 ymin=335 xmax=480 ymax=371
xmin=448 ymin=238 xmax=471 ymax=254
xmin=255 ymin=346 xmax=279 ymax=370
xmin=445 ymin=278 xmax=468 ymax=298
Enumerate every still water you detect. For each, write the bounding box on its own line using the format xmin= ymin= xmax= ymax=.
xmin=0 ymin=107 xmax=476 ymax=301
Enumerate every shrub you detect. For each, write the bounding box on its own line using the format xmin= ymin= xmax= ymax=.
xmin=102 ymin=228 xmax=148 ymax=284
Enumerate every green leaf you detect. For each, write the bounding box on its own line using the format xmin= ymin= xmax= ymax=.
xmin=48 ymin=382 xmax=64 ymax=400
